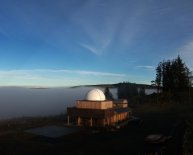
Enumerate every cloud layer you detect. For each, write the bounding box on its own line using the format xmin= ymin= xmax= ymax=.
xmin=0 ymin=69 xmax=125 ymax=87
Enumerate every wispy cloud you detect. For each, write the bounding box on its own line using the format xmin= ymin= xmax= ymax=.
xmin=0 ymin=69 xmax=125 ymax=87
xmin=73 ymin=0 xmax=153 ymax=56
xmin=72 ymin=1 xmax=120 ymax=55
xmin=136 ymin=66 xmax=155 ymax=70
xmin=0 ymin=69 xmax=125 ymax=78
xmin=179 ymin=41 xmax=193 ymax=58
xmin=178 ymin=40 xmax=193 ymax=69
xmin=69 ymin=70 xmax=125 ymax=77
xmin=78 ymin=36 xmax=112 ymax=56
xmin=79 ymin=43 xmax=100 ymax=55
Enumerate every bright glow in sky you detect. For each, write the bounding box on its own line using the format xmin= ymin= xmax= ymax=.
xmin=0 ymin=0 xmax=193 ymax=87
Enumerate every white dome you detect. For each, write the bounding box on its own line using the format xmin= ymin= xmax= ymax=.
xmin=85 ymin=89 xmax=106 ymax=101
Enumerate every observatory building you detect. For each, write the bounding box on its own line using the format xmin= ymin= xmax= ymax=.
xmin=67 ymin=89 xmax=131 ymax=128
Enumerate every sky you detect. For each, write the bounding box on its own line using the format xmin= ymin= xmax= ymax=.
xmin=0 ymin=0 xmax=193 ymax=87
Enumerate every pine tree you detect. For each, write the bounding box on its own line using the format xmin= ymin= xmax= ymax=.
xmin=155 ymin=56 xmax=190 ymax=92
xmin=173 ymin=56 xmax=189 ymax=90
xmin=155 ymin=62 xmax=162 ymax=89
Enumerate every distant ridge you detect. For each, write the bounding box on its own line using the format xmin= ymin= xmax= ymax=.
xmin=70 ymin=82 xmax=157 ymax=89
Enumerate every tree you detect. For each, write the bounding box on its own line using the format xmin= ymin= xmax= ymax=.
xmin=155 ymin=56 xmax=189 ymax=92
xmin=155 ymin=62 xmax=162 ymax=92
xmin=173 ymin=56 xmax=190 ymax=90
xmin=117 ymin=82 xmax=139 ymax=105
xmin=104 ymin=87 xmax=114 ymax=100
xmin=155 ymin=56 xmax=190 ymax=103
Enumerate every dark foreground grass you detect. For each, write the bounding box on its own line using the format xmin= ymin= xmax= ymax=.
xmin=134 ymin=102 xmax=193 ymax=155
xmin=183 ymin=120 xmax=193 ymax=155
xmin=0 ymin=103 xmax=192 ymax=155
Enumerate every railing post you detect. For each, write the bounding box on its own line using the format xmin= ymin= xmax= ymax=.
xmin=67 ymin=115 xmax=70 ymax=125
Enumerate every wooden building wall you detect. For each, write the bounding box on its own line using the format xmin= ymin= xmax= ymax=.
xmin=67 ymin=107 xmax=131 ymax=128
xmin=76 ymin=100 xmax=113 ymax=109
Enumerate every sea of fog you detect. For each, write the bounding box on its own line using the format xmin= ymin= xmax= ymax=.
xmin=0 ymin=87 xmax=118 ymax=120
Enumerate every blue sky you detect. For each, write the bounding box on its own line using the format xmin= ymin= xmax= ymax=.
xmin=0 ymin=0 xmax=193 ymax=87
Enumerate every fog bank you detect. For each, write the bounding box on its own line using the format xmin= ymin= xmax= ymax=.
xmin=0 ymin=87 xmax=117 ymax=119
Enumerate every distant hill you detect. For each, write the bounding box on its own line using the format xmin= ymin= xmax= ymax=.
xmin=71 ymin=82 xmax=157 ymax=89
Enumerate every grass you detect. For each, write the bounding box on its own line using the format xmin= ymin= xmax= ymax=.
xmin=134 ymin=102 xmax=193 ymax=116
xmin=134 ymin=102 xmax=193 ymax=155
xmin=183 ymin=120 xmax=193 ymax=155
xmin=0 ymin=103 xmax=193 ymax=154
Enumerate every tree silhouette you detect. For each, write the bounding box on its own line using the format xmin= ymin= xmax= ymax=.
xmin=117 ymin=82 xmax=139 ymax=104
xmin=104 ymin=87 xmax=114 ymax=100
xmin=155 ymin=55 xmax=190 ymax=92
xmin=155 ymin=62 xmax=162 ymax=92
xmin=155 ymin=56 xmax=190 ymax=103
